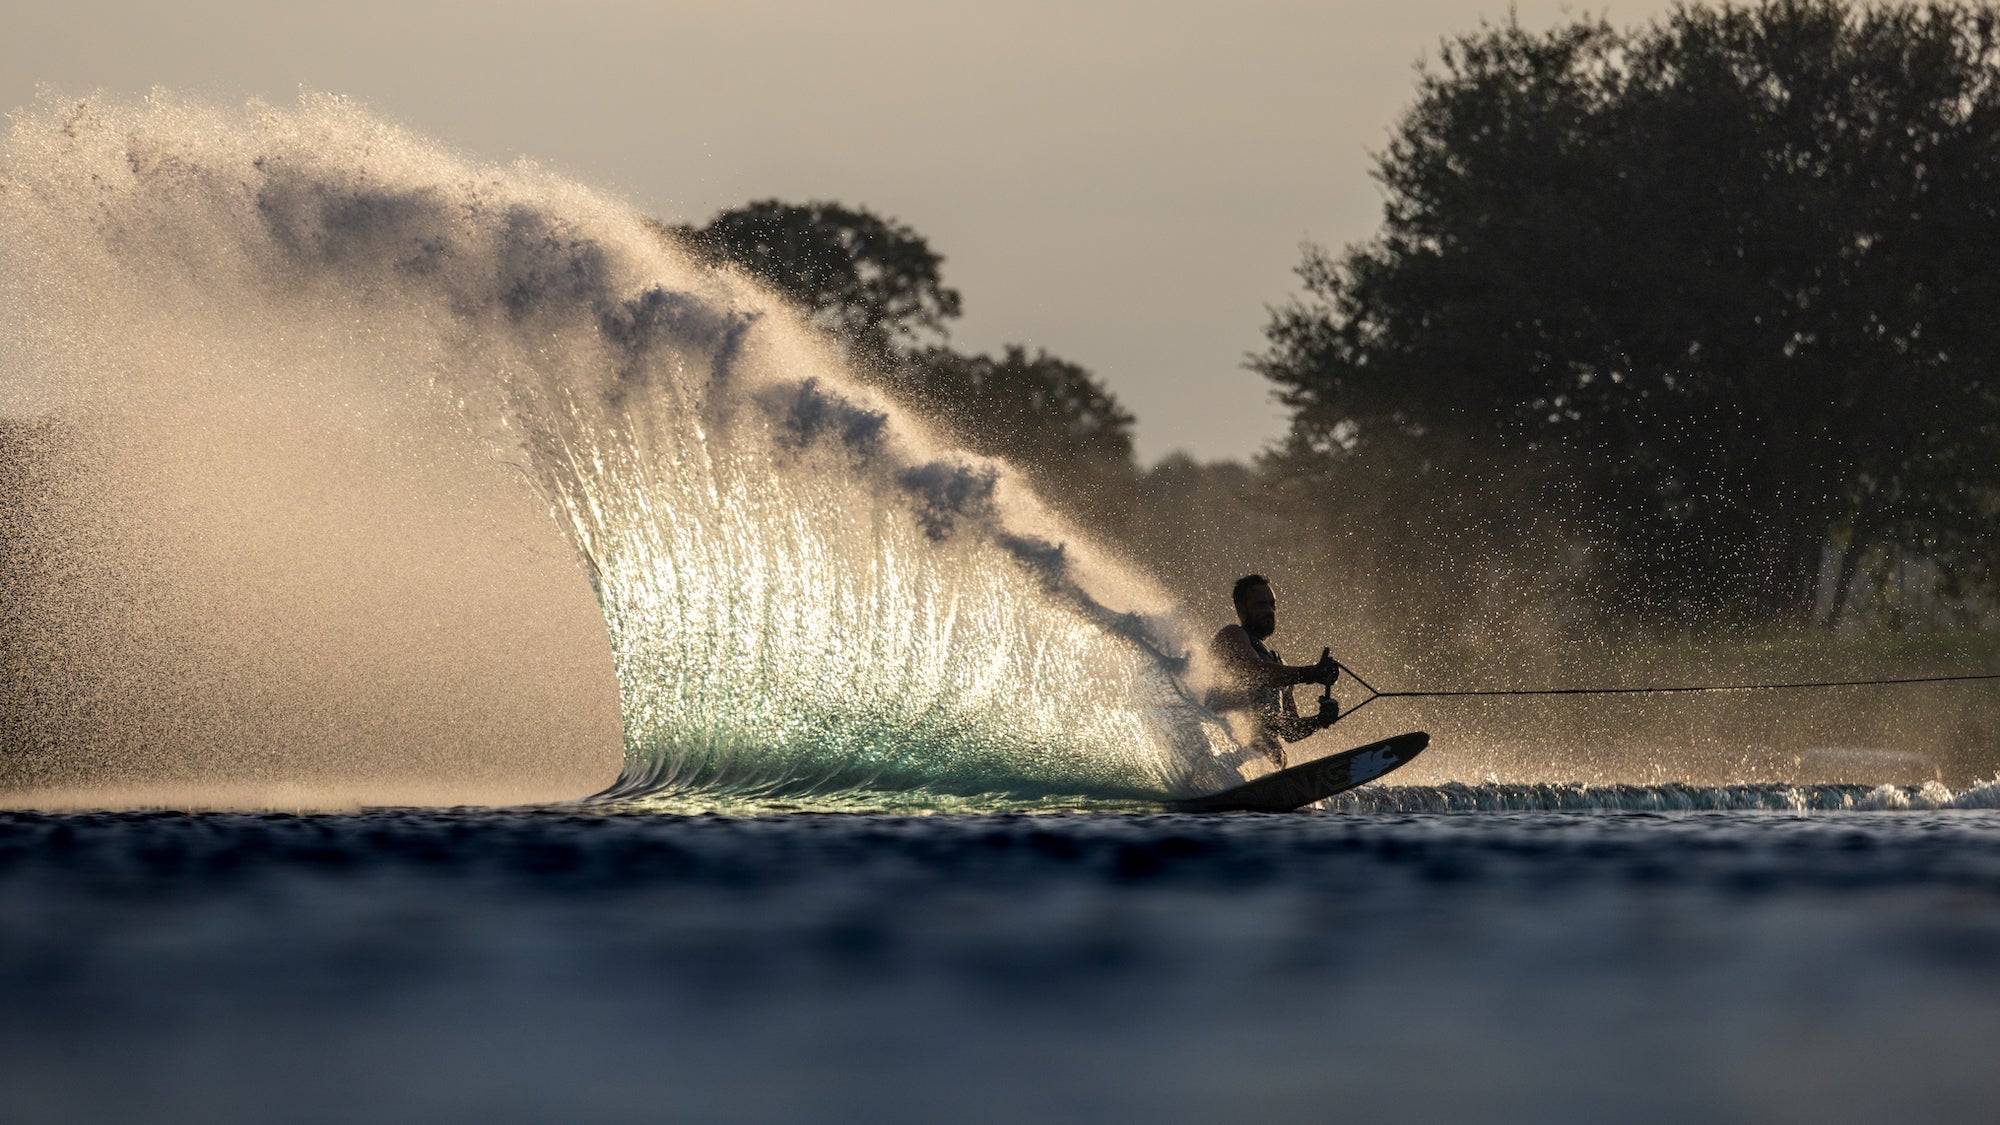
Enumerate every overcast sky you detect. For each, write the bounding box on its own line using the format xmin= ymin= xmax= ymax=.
xmin=5 ymin=0 xmax=1670 ymax=462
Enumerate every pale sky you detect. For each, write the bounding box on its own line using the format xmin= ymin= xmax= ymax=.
xmin=4 ymin=0 xmax=1669 ymax=462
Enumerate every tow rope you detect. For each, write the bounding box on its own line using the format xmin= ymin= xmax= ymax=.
xmin=1332 ymin=664 xmax=2000 ymax=720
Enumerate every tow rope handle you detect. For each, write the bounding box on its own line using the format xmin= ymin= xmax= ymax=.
xmin=1318 ymin=647 xmax=1341 ymax=726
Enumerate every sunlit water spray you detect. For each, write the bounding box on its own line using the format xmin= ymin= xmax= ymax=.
xmin=513 ymin=301 xmax=1232 ymax=805
xmin=0 ymin=93 xmax=1238 ymax=809
xmin=11 ymin=94 xmax=1993 ymax=813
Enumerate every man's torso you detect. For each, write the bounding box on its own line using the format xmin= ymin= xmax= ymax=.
xmin=1208 ymin=626 xmax=1298 ymax=746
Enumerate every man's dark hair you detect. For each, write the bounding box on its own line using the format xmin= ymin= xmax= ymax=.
xmin=1231 ymin=574 xmax=1271 ymax=609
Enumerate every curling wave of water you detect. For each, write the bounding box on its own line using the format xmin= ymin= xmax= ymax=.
xmin=0 ymin=93 xmax=1238 ymax=806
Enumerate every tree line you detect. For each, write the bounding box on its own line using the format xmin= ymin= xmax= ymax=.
xmin=672 ymin=0 xmax=2000 ymax=641
xmin=658 ymin=202 xmax=1141 ymax=531
xmin=5 ymin=1 xmax=1989 ymax=645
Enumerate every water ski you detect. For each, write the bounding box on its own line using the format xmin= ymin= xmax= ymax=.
xmin=1170 ymin=731 xmax=1429 ymax=813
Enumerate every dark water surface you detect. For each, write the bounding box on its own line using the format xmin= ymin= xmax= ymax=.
xmin=4 ymin=807 xmax=1998 ymax=1123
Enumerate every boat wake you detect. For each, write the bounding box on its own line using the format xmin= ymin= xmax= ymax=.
xmin=1323 ymin=778 xmax=2000 ymax=813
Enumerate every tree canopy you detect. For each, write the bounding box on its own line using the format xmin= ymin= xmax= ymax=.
xmin=898 ymin=345 xmax=1137 ymax=519
xmin=1256 ymin=0 xmax=2000 ymax=627
xmin=670 ymin=200 xmax=1140 ymax=515
xmin=669 ymin=200 xmax=962 ymax=374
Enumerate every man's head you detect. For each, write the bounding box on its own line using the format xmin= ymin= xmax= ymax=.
xmin=1232 ymin=574 xmax=1277 ymax=640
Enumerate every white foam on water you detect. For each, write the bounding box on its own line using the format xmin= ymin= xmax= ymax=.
xmin=1324 ymin=779 xmax=2000 ymax=813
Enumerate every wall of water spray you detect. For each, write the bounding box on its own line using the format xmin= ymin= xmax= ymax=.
xmin=0 ymin=93 xmax=1238 ymax=807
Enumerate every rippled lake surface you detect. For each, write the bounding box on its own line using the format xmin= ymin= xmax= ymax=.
xmin=5 ymin=806 xmax=1998 ymax=1123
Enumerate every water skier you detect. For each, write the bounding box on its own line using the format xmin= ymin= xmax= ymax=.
xmin=1205 ymin=574 xmax=1341 ymax=770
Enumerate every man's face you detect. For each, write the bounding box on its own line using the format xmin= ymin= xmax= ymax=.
xmin=1237 ymin=583 xmax=1277 ymax=640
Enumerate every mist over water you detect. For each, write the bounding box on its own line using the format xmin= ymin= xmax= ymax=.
xmin=6 ymin=93 xmax=1995 ymax=813
xmin=0 ymin=93 xmax=1234 ymax=809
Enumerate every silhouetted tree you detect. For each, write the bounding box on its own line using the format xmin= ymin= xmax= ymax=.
xmin=1257 ymin=0 xmax=2000 ymax=628
xmin=667 ymin=200 xmax=962 ymax=374
xmin=669 ymin=201 xmax=1141 ymax=523
xmin=899 ymin=345 xmax=1139 ymax=521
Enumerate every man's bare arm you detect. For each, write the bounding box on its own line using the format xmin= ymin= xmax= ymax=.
xmin=1268 ymin=699 xmax=1340 ymax=743
xmin=1212 ymin=626 xmax=1339 ymax=690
